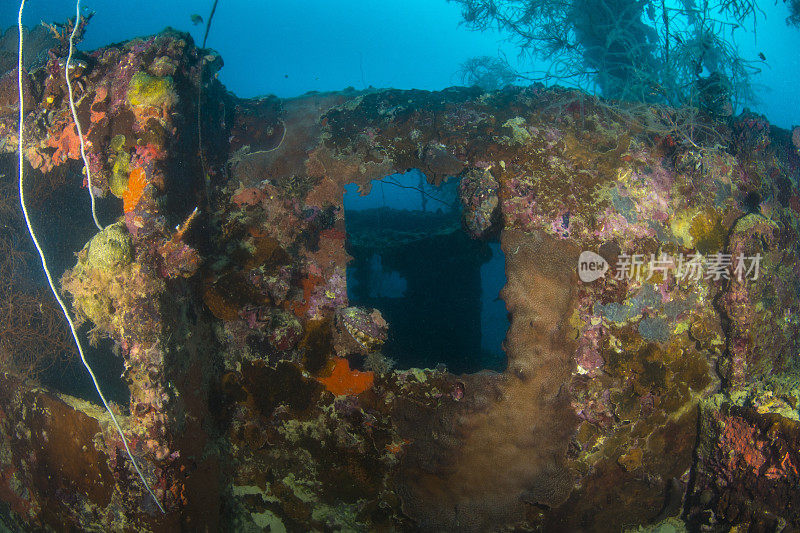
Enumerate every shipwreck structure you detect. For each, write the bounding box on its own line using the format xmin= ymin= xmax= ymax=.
xmin=0 ymin=28 xmax=799 ymax=532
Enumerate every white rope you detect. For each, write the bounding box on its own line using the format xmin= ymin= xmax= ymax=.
xmin=65 ymin=0 xmax=102 ymax=231
xmin=17 ymin=0 xmax=165 ymax=514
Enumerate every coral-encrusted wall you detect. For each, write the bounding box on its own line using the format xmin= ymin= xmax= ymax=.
xmin=1 ymin=29 xmax=800 ymax=532
xmin=1 ymin=30 xmax=222 ymax=530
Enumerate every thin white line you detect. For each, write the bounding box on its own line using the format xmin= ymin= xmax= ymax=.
xmin=66 ymin=0 xmax=102 ymax=231
xmin=18 ymin=0 xmax=165 ymax=514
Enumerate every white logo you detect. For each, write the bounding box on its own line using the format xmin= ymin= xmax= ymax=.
xmin=578 ymin=251 xmax=609 ymax=282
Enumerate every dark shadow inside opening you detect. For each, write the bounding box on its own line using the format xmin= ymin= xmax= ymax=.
xmin=344 ymin=169 xmax=508 ymax=374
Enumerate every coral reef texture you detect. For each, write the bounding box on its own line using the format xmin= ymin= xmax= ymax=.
xmin=1 ymin=27 xmax=800 ymax=532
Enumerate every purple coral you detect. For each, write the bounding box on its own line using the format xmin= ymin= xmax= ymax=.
xmin=306 ymin=268 xmax=347 ymax=318
xmin=732 ymin=111 xmax=771 ymax=155
xmin=459 ymin=167 xmax=500 ymax=238
xmin=266 ymin=309 xmax=303 ymax=351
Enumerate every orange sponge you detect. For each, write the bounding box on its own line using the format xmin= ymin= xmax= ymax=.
xmin=123 ymin=167 xmax=147 ymax=213
xmin=318 ymin=357 xmax=374 ymax=396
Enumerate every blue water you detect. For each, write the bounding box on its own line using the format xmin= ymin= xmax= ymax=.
xmin=5 ymin=0 xmax=798 ymax=127
xmin=480 ymin=243 xmax=507 ymax=369
xmin=344 ymin=172 xmax=508 ymax=372
xmin=343 ymin=169 xmax=459 ymax=212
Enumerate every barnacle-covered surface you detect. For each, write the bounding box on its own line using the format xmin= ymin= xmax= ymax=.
xmin=0 ymin=28 xmax=799 ymax=532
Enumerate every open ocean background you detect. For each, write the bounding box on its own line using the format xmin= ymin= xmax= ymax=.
xmin=3 ymin=0 xmax=798 ymax=127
